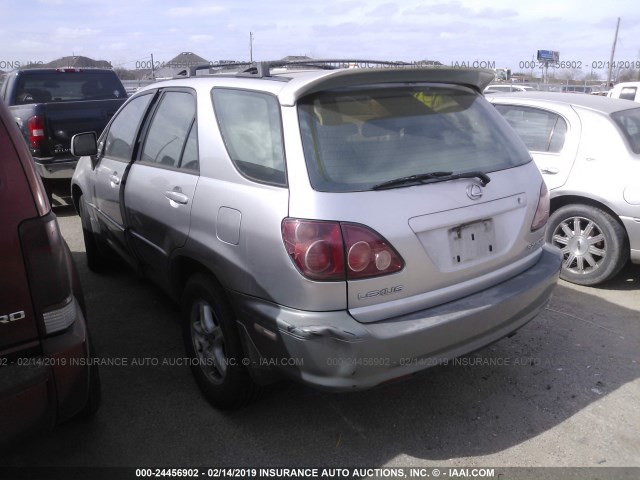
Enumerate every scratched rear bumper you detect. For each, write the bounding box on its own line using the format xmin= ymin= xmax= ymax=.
xmin=232 ymin=244 xmax=562 ymax=391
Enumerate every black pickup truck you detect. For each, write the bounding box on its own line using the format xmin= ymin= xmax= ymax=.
xmin=0 ymin=68 xmax=127 ymax=200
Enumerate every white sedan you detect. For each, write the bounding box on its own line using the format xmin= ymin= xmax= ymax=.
xmin=488 ymin=92 xmax=640 ymax=285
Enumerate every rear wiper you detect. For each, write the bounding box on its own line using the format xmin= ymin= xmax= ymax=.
xmin=372 ymin=171 xmax=491 ymax=190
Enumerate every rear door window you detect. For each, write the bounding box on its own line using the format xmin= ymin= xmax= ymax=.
xmin=298 ymin=85 xmax=531 ymax=192
xmin=139 ymin=90 xmax=198 ymax=172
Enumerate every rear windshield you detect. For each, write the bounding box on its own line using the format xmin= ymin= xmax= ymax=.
xmin=611 ymin=108 xmax=640 ymax=154
xmin=14 ymin=72 xmax=126 ymax=104
xmin=298 ymin=85 xmax=531 ymax=192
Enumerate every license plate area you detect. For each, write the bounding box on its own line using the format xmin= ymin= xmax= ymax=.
xmin=449 ymin=219 xmax=495 ymax=265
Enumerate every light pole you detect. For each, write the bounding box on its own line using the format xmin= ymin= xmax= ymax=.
xmin=607 ymin=18 xmax=620 ymax=87
xmin=250 ymin=32 xmax=254 ymax=63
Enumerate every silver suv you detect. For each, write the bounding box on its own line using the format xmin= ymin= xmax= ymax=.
xmin=70 ymin=62 xmax=561 ymax=408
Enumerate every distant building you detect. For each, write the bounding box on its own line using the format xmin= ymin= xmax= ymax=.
xmin=149 ymin=52 xmax=210 ymax=79
xmin=42 ymin=55 xmax=112 ymax=69
xmin=415 ymin=60 xmax=444 ymax=67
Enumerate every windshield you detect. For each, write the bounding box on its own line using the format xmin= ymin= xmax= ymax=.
xmin=298 ymin=85 xmax=531 ymax=192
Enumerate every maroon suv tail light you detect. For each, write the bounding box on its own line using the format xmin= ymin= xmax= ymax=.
xmin=282 ymin=218 xmax=404 ymax=281
xmin=19 ymin=212 xmax=76 ymax=335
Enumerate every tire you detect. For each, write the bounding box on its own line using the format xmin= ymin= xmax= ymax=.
xmin=545 ymin=204 xmax=629 ymax=286
xmin=77 ymin=342 xmax=102 ymax=418
xmin=41 ymin=178 xmax=54 ymax=206
xmin=181 ymin=274 xmax=260 ymax=409
xmin=78 ymin=195 xmax=106 ymax=273
xmin=78 ymin=362 xmax=102 ymax=417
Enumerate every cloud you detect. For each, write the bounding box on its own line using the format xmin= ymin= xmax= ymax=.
xmin=165 ymin=5 xmax=225 ymax=16
xmin=190 ymin=34 xmax=215 ymax=43
xmin=367 ymin=2 xmax=399 ymax=17
xmin=3 ymin=0 xmax=640 ymax=75
xmin=54 ymin=27 xmax=101 ymax=40
xmin=474 ymin=7 xmax=517 ymax=19
xmin=107 ymin=42 xmax=129 ymax=50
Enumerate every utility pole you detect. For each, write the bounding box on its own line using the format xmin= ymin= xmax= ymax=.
xmin=250 ymin=32 xmax=254 ymax=62
xmin=607 ymin=17 xmax=620 ymax=87
xmin=151 ymin=53 xmax=155 ymax=80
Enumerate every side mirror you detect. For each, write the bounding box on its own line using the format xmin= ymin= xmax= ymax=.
xmin=71 ymin=132 xmax=98 ymax=157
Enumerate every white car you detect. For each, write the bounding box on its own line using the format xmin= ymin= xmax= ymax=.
xmin=488 ymin=92 xmax=640 ymax=285
xmin=608 ymin=81 xmax=640 ymax=103
xmin=484 ymin=84 xmax=536 ymax=94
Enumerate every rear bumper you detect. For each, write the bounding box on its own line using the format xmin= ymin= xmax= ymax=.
xmin=233 ymin=244 xmax=562 ymax=391
xmin=33 ymin=156 xmax=78 ymax=180
xmin=0 ymin=300 xmax=91 ymax=446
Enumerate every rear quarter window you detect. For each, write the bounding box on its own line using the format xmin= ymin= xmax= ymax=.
xmin=611 ymin=107 xmax=640 ymax=154
xmin=211 ymin=88 xmax=286 ymax=186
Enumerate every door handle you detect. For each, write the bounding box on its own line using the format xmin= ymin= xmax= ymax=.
xmin=540 ymin=166 xmax=559 ymax=175
xmin=109 ymin=173 xmax=121 ymax=185
xmin=165 ymin=189 xmax=189 ymax=205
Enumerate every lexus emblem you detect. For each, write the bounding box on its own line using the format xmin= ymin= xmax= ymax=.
xmin=466 ymin=184 xmax=483 ymax=200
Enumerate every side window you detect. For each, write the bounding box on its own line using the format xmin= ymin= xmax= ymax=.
xmin=212 ymin=88 xmax=286 ymax=186
xmin=494 ymin=105 xmax=567 ymax=153
xmin=611 ymin=108 xmax=640 ymax=154
xmin=104 ymin=94 xmax=153 ymax=161
xmin=620 ymin=87 xmax=637 ymax=101
xmin=140 ymin=91 xmax=197 ymax=171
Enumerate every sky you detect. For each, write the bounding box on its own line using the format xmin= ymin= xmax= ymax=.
xmin=1 ymin=0 xmax=639 ymax=78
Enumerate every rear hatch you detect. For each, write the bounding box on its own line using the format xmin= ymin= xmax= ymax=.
xmin=293 ymin=83 xmax=547 ymax=323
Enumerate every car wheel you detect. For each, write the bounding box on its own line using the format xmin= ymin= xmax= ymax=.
xmin=78 ymin=362 xmax=102 ymax=417
xmin=78 ymin=195 xmax=106 ymax=273
xmin=41 ymin=178 xmax=54 ymax=206
xmin=181 ymin=274 xmax=260 ymax=409
xmin=546 ymin=204 xmax=628 ymax=286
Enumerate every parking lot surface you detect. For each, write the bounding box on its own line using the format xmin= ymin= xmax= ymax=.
xmin=2 ymin=204 xmax=639 ymax=470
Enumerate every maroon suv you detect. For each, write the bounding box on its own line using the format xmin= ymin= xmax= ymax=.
xmin=0 ymin=97 xmax=100 ymax=446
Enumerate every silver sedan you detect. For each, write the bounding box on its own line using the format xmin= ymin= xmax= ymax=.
xmin=488 ymin=92 xmax=640 ymax=285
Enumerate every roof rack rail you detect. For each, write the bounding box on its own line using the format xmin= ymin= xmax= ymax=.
xmin=174 ymin=59 xmax=431 ymax=80
xmin=172 ymin=62 xmax=254 ymax=78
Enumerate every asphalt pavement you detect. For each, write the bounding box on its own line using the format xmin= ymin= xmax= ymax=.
xmin=1 ymin=204 xmax=639 ymax=472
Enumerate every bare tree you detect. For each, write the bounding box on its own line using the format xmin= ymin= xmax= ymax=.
xmin=557 ymin=68 xmax=582 ymax=82
xmin=616 ymin=68 xmax=640 ymax=82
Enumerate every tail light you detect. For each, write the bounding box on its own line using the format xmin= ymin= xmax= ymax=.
xmin=531 ymin=182 xmax=550 ymax=231
xmin=27 ymin=115 xmax=45 ymax=150
xmin=282 ymin=219 xmax=404 ymax=281
xmin=19 ymin=212 xmax=77 ymax=335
